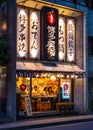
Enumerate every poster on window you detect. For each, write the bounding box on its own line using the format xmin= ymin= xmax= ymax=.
xmin=67 ymin=19 xmax=75 ymax=62
xmin=29 ymin=11 xmax=40 ymax=59
xmin=62 ymin=82 xmax=70 ymax=99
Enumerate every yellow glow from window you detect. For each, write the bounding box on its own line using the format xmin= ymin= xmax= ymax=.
xmin=50 ymin=75 xmax=56 ymax=80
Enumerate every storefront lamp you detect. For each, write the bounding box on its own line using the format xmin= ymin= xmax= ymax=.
xmin=75 ymin=74 xmax=78 ymax=78
xmin=50 ymin=75 xmax=56 ymax=80
xmin=66 ymin=74 xmax=70 ymax=78
xmin=2 ymin=20 xmax=7 ymax=33
xmin=71 ymin=74 xmax=75 ymax=78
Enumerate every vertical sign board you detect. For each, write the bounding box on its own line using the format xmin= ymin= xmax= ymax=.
xmin=41 ymin=6 xmax=58 ymax=61
xmin=58 ymin=17 xmax=66 ymax=61
xmin=25 ymin=96 xmax=32 ymax=116
xmin=17 ymin=8 xmax=28 ymax=58
xmin=29 ymin=11 xmax=40 ymax=59
xmin=67 ymin=19 xmax=75 ymax=62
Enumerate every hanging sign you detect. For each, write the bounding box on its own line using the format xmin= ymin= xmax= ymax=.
xmin=17 ymin=8 xmax=28 ymax=58
xmin=41 ymin=6 xmax=58 ymax=61
xmin=67 ymin=19 xmax=75 ymax=62
xmin=29 ymin=11 xmax=40 ymax=59
xmin=58 ymin=17 xmax=65 ymax=61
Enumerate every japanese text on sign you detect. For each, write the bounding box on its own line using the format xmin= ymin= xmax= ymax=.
xmin=58 ymin=17 xmax=65 ymax=61
xmin=17 ymin=8 xmax=28 ymax=57
xmin=46 ymin=25 xmax=56 ymax=59
xmin=67 ymin=19 xmax=75 ymax=61
xmin=29 ymin=11 xmax=40 ymax=59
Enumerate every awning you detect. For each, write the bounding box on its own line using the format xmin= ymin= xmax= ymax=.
xmin=17 ymin=0 xmax=82 ymax=17
xmin=16 ymin=61 xmax=84 ymax=73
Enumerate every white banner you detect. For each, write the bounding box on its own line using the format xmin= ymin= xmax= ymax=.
xmin=67 ymin=19 xmax=75 ymax=62
xmin=17 ymin=8 xmax=28 ymax=58
xmin=58 ymin=17 xmax=65 ymax=61
xmin=29 ymin=11 xmax=40 ymax=59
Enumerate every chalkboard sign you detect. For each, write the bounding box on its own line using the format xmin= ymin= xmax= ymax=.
xmin=25 ymin=96 xmax=32 ymax=116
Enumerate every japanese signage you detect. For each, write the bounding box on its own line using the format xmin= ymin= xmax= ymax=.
xmin=17 ymin=8 xmax=28 ymax=58
xmin=58 ymin=17 xmax=65 ymax=61
xmin=41 ymin=6 xmax=58 ymax=61
xmin=67 ymin=19 xmax=75 ymax=61
xmin=25 ymin=96 xmax=32 ymax=116
xmin=16 ymin=7 xmax=76 ymax=63
xmin=29 ymin=11 xmax=40 ymax=59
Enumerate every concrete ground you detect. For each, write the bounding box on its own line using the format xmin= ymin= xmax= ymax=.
xmin=0 ymin=114 xmax=93 ymax=130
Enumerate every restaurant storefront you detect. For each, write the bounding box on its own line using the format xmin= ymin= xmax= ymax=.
xmin=16 ymin=0 xmax=85 ymax=118
xmin=16 ymin=62 xmax=84 ymax=117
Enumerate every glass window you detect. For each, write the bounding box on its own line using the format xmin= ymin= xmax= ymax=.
xmin=87 ymin=0 xmax=93 ymax=8
xmin=88 ymin=36 xmax=93 ymax=56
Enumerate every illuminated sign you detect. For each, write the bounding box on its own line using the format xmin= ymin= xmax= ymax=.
xmin=67 ymin=19 xmax=75 ymax=62
xmin=62 ymin=82 xmax=70 ymax=99
xmin=17 ymin=8 xmax=28 ymax=58
xmin=41 ymin=6 xmax=58 ymax=61
xmin=29 ymin=11 xmax=40 ymax=59
xmin=58 ymin=17 xmax=65 ymax=61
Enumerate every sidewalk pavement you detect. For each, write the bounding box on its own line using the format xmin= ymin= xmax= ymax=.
xmin=0 ymin=114 xmax=93 ymax=130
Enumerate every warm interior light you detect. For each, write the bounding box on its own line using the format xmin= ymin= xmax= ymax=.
xmin=66 ymin=75 xmax=70 ymax=78
xmin=2 ymin=20 xmax=7 ymax=32
xmin=50 ymin=75 xmax=56 ymax=80
xmin=71 ymin=74 xmax=74 ymax=78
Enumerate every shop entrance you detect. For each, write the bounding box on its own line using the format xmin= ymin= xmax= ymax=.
xmin=16 ymin=74 xmax=73 ymax=118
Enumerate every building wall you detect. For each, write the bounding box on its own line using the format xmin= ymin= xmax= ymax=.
xmin=74 ymin=78 xmax=84 ymax=113
xmin=88 ymin=9 xmax=93 ymax=75
xmin=88 ymin=9 xmax=93 ymax=36
xmin=5 ymin=0 xmax=88 ymax=121
xmin=76 ymin=15 xmax=84 ymax=69
xmin=6 ymin=0 xmax=16 ymax=121
xmin=87 ymin=9 xmax=93 ymax=112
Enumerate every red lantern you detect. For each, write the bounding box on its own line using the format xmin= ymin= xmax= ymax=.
xmin=47 ymin=11 xmax=56 ymax=25
xmin=20 ymin=84 xmax=26 ymax=91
